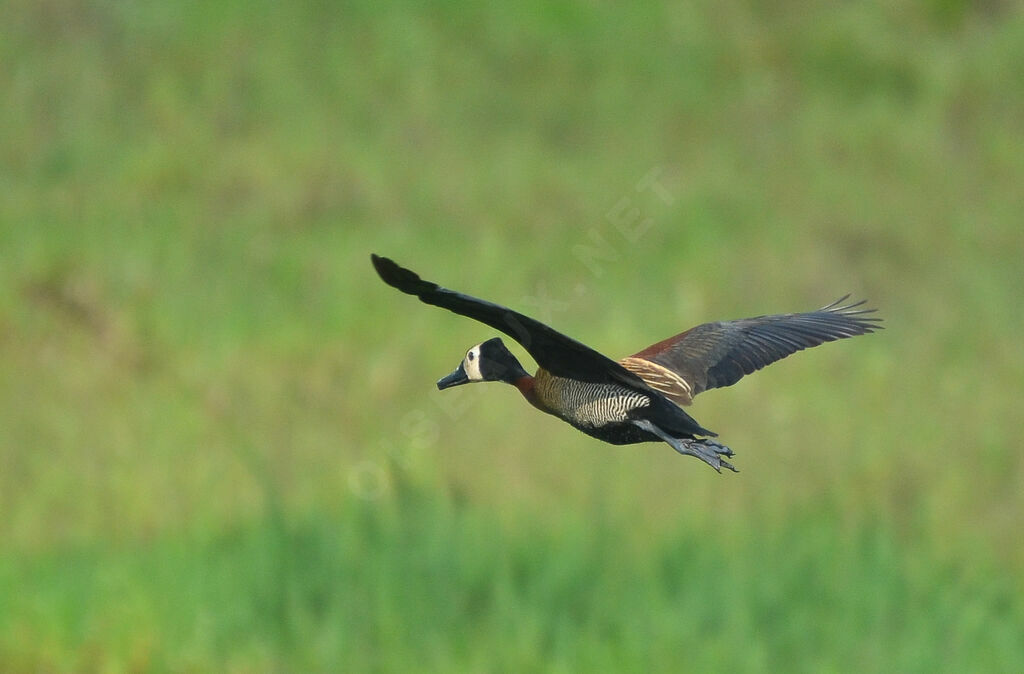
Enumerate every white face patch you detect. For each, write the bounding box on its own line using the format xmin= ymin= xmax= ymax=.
xmin=463 ymin=344 xmax=484 ymax=381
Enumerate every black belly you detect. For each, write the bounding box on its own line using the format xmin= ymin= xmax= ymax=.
xmin=573 ymin=422 xmax=660 ymax=445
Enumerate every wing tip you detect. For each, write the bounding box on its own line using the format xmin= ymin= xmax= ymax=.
xmin=821 ymin=295 xmax=885 ymax=331
xmin=371 ymin=253 xmax=427 ymax=294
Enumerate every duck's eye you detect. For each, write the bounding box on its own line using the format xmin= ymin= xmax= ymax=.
xmin=468 ymin=352 xmax=475 ymax=361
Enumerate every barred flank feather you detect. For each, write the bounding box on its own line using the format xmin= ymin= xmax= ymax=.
xmin=533 ymin=370 xmax=650 ymax=428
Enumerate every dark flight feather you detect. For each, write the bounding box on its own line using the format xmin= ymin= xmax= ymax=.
xmin=626 ymin=296 xmax=883 ymax=402
xmin=371 ymin=254 xmax=654 ymax=390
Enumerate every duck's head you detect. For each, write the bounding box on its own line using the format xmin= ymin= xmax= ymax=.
xmin=437 ymin=337 xmax=529 ymax=390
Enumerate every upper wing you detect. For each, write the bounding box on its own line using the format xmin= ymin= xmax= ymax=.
xmin=371 ymin=254 xmax=651 ymax=388
xmin=620 ymin=296 xmax=883 ymax=405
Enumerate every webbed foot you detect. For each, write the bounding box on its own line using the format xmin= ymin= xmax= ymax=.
xmin=675 ymin=437 xmax=737 ymax=473
xmin=632 ymin=419 xmax=738 ymax=472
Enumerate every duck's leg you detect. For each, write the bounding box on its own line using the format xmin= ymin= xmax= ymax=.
xmin=632 ymin=419 xmax=738 ymax=473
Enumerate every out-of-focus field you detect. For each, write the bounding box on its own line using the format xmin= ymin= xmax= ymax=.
xmin=2 ymin=1 xmax=1022 ymax=671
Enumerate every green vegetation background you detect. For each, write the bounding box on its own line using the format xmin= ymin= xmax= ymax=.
xmin=2 ymin=0 xmax=1022 ymax=671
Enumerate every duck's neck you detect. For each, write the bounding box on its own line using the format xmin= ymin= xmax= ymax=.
xmin=513 ymin=374 xmax=546 ymax=412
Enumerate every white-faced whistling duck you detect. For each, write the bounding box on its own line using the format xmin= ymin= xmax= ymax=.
xmin=371 ymin=254 xmax=882 ymax=472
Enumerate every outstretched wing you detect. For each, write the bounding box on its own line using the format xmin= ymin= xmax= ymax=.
xmin=371 ymin=254 xmax=651 ymax=389
xmin=620 ymin=296 xmax=883 ymax=405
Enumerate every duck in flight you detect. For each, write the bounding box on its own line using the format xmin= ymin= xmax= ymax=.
xmin=371 ymin=254 xmax=882 ymax=472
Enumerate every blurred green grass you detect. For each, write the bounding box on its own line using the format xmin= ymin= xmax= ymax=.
xmin=2 ymin=0 xmax=1023 ymax=671
xmin=2 ymin=487 xmax=1021 ymax=672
